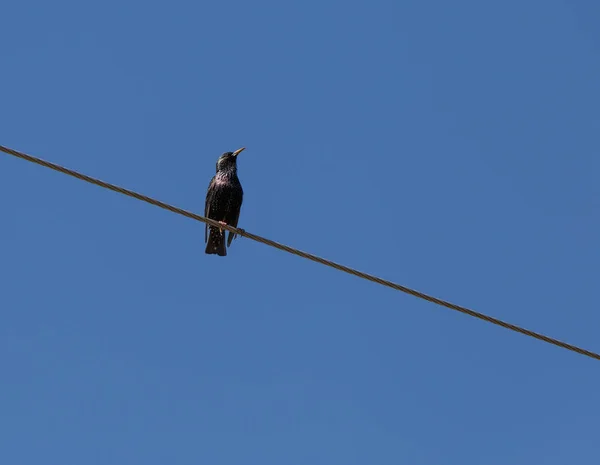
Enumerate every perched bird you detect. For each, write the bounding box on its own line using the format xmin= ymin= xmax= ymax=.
xmin=204 ymin=147 xmax=245 ymax=256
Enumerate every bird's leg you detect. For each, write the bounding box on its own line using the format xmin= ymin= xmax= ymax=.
xmin=218 ymin=221 xmax=227 ymax=233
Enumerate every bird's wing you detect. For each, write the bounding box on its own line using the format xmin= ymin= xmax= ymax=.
xmin=226 ymin=189 xmax=243 ymax=247
xmin=204 ymin=176 xmax=217 ymax=243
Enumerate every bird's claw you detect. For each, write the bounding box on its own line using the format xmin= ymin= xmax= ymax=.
xmin=215 ymin=221 xmax=244 ymax=238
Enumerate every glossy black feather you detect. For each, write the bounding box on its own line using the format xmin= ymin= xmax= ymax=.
xmin=204 ymin=151 xmax=244 ymax=256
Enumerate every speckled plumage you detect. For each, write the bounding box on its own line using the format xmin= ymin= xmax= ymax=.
xmin=204 ymin=148 xmax=245 ymax=256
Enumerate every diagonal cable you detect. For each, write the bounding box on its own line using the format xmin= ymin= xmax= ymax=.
xmin=1 ymin=143 xmax=598 ymax=361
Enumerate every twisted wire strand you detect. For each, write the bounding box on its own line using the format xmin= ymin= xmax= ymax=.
xmin=2 ymin=143 xmax=598 ymax=361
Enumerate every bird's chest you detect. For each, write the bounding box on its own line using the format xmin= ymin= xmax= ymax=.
xmin=214 ymin=174 xmax=239 ymax=188
xmin=211 ymin=173 xmax=243 ymax=205
xmin=213 ymin=174 xmax=242 ymax=194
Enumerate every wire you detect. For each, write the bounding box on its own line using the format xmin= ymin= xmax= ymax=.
xmin=1 ymin=143 xmax=598 ymax=361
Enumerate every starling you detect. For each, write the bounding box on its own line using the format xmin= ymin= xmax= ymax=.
xmin=204 ymin=147 xmax=245 ymax=256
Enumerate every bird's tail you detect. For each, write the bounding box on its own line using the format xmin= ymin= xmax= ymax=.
xmin=205 ymin=226 xmax=227 ymax=256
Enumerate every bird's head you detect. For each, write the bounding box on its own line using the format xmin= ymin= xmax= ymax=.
xmin=216 ymin=147 xmax=245 ymax=172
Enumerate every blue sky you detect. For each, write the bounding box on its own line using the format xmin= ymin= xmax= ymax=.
xmin=1 ymin=0 xmax=599 ymax=463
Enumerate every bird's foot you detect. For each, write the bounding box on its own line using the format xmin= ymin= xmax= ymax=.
xmin=218 ymin=221 xmax=227 ymax=233
xmin=237 ymin=228 xmax=245 ymax=237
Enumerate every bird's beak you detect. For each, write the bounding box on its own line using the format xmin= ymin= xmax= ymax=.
xmin=232 ymin=147 xmax=245 ymax=157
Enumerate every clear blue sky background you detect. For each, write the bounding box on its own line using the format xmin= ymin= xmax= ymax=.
xmin=1 ymin=0 xmax=599 ymax=463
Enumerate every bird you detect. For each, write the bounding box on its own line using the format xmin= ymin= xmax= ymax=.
xmin=204 ymin=147 xmax=245 ymax=256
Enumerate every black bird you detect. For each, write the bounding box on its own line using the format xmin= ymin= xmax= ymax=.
xmin=204 ymin=147 xmax=245 ymax=256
